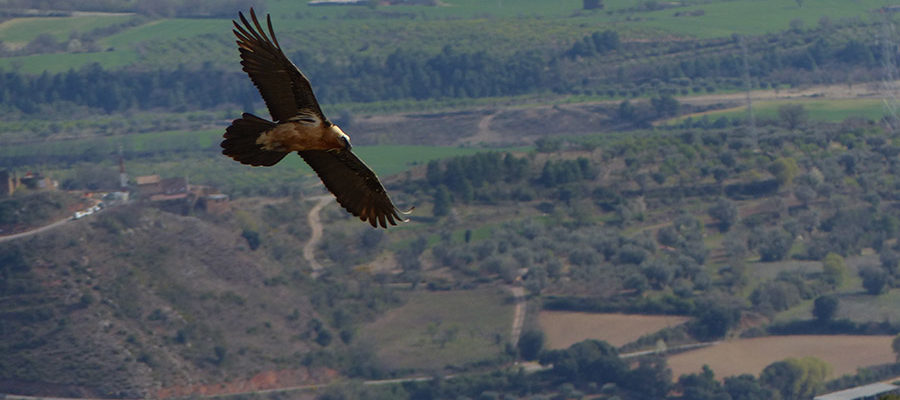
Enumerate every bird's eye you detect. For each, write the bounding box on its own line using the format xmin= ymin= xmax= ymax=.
xmin=342 ymin=137 xmax=352 ymax=149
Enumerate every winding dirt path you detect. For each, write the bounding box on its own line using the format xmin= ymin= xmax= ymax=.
xmin=0 ymin=217 xmax=71 ymax=243
xmin=303 ymin=195 xmax=332 ymax=277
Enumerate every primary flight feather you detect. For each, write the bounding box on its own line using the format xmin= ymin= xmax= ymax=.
xmin=221 ymin=8 xmax=407 ymax=228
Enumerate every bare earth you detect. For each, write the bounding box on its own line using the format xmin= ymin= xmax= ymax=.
xmin=538 ymin=312 xmax=690 ymax=349
xmin=667 ymin=335 xmax=895 ymax=379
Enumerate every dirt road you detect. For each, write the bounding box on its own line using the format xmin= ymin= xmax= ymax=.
xmin=0 ymin=217 xmax=71 ymax=243
xmin=303 ymin=195 xmax=332 ymax=277
xmin=508 ymin=286 xmax=526 ymax=347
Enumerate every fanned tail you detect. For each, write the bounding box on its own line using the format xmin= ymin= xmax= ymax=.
xmin=221 ymin=113 xmax=288 ymax=166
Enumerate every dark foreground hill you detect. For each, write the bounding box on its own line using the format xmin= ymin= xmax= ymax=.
xmin=0 ymin=202 xmax=336 ymax=398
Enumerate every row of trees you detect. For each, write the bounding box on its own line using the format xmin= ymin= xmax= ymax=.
xmin=347 ymin=338 xmax=838 ymax=399
xmin=0 ymin=21 xmax=891 ymax=116
xmin=0 ymin=64 xmax=258 ymax=114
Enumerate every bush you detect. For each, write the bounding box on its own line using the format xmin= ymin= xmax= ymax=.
xmin=241 ymin=229 xmax=261 ymax=250
xmin=860 ymin=266 xmax=889 ymax=295
xmin=813 ymin=295 xmax=838 ymax=321
xmin=518 ymin=330 xmax=545 ymax=361
xmin=688 ymin=303 xmax=740 ymax=341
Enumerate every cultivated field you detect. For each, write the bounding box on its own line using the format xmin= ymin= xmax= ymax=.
xmin=539 ymin=312 xmax=690 ymax=349
xmin=361 ymin=288 xmax=514 ymax=371
xmin=666 ymin=335 xmax=895 ymax=379
xmin=2 ymin=0 xmax=895 ymax=73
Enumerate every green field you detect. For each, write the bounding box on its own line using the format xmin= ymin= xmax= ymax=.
xmin=0 ymin=125 xmax=507 ymax=175
xmin=361 ymin=288 xmax=513 ymax=371
xmin=1 ymin=0 xmax=895 ymax=73
xmin=0 ymin=14 xmax=133 ymax=45
xmin=674 ymin=98 xmax=890 ymax=124
xmin=631 ymin=0 xmax=897 ymax=38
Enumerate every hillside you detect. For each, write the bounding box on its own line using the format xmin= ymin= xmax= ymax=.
xmin=0 ymin=202 xmax=335 ymax=397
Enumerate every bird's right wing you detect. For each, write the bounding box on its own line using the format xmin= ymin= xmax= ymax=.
xmin=233 ymin=9 xmax=327 ymax=124
xmin=298 ymin=149 xmax=408 ymax=228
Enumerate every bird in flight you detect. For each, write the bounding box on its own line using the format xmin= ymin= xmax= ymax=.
xmin=222 ymin=9 xmax=408 ymax=228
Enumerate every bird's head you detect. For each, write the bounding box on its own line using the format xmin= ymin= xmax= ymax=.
xmin=330 ymin=125 xmax=351 ymax=150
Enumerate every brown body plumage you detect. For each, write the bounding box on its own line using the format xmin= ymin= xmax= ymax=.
xmin=221 ymin=9 xmax=408 ymax=228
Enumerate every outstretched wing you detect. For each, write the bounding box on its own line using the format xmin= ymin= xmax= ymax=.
xmin=233 ymin=9 xmax=327 ymax=124
xmin=299 ymin=150 xmax=406 ymax=228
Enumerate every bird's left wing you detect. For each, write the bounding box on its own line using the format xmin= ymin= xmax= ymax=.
xmin=298 ymin=150 xmax=407 ymax=228
xmin=233 ymin=9 xmax=327 ymax=124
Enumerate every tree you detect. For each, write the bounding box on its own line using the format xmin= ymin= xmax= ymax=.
xmin=518 ymin=330 xmax=545 ymax=361
xmin=860 ymin=266 xmax=889 ymax=295
xmin=892 ymin=334 xmax=900 ymax=362
xmin=651 ymin=94 xmax=680 ymax=117
xmin=760 ymin=357 xmax=830 ymax=400
xmin=769 ymin=157 xmax=800 ymax=188
xmin=432 ymin=185 xmax=451 ymax=217
xmin=623 ymin=356 xmax=672 ymax=398
xmin=724 ymin=374 xmax=774 ymax=400
xmin=708 ymin=198 xmax=738 ymax=232
xmin=822 ymin=253 xmax=846 ymax=288
xmin=793 ymin=184 xmax=816 ymax=206
xmin=617 ymin=100 xmax=636 ymax=122
xmin=241 ymin=229 xmax=261 ymax=250
xmin=756 ymin=228 xmax=794 ymax=262
xmin=778 ymin=104 xmax=808 ymax=130
xmin=812 ymin=295 xmax=838 ymax=322
xmin=539 ymin=339 xmax=625 ymax=384
xmin=881 ymin=249 xmax=900 ymax=275
xmin=689 ymin=302 xmax=740 ymax=341
xmin=677 ymin=365 xmax=729 ymax=400
xmin=623 ymin=272 xmax=649 ymax=294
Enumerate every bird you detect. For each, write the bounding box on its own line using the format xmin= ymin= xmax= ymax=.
xmin=221 ymin=8 xmax=408 ymax=228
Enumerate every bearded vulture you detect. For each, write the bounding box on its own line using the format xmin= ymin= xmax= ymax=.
xmin=221 ymin=9 xmax=408 ymax=228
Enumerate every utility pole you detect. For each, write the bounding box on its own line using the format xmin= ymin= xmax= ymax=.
xmin=118 ymin=143 xmax=127 ymax=190
xmin=740 ymin=35 xmax=758 ymax=149
xmin=881 ymin=15 xmax=899 ymax=134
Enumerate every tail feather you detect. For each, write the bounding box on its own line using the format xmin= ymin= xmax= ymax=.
xmin=221 ymin=113 xmax=288 ymax=166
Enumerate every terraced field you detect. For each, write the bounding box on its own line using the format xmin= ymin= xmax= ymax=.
xmin=667 ymin=335 xmax=895 ymax=378
xmin=539 ymin=312 xmax=690 ymax=349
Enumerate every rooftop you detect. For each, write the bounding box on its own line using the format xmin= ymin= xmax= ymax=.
xmin=814 ymin=382 xmax=899 ymax=400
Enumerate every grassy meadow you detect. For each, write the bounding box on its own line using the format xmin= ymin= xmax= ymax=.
xmin=361 ymin=288 xmax=514 ymax=371
xmin=678 ymin=98 xmax=891 ymax=124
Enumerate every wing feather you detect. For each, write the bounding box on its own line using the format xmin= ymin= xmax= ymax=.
xmin=233 ymin=9 xmax=327 ymax=123
xmin=298 ymin=150 xmax=406 ymax=228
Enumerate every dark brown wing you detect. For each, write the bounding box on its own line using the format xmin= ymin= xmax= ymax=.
xmin=233 ymin=9 xmax=327 ymax=124
xmin=299 ymin=149 xmax=406 ymax=228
